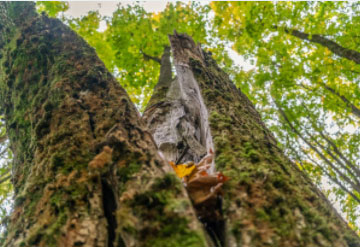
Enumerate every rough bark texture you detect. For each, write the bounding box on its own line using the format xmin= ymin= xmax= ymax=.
xmin=145 ymin=32 xmax=360 ymax=247
xmin=0 ymin=3 xmax=207 ymax=247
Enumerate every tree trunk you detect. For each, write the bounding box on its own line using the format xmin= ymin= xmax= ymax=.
xmin=1 ymin=3 xmax=360 ymax=247
xmin=0 ymin=3 xmax=207 ymax=247
xmin=144 ymin=32 xmax=360 ymax=247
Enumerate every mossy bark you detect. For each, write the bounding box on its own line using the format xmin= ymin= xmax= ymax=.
xmin=145 ymin=32 xmax=360 ymax=247
xmin=0 ymin=3 xmax=207 ymax=247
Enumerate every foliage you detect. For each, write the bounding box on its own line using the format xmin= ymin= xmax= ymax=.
xmin=66 ymin=3 xmax=212 ymax=109
xmin=36 ymin=1 xmax=69 ymax=17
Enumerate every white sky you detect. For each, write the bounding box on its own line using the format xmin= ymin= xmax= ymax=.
xmin=66 ymin=2 xmax=168 ymax=17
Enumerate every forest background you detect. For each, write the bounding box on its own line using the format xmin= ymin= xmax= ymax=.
xmin=0 ymin=0 xmax=359 ymax=235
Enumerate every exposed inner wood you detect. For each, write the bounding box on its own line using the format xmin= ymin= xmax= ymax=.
xmin=143 ymin=36 xmax=214 ymax=172
xmin=143 ymin=32 xmax=224 ymax=246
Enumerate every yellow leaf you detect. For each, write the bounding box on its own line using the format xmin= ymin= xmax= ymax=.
xmin=169 ymin=161 xmax=196 ymax=178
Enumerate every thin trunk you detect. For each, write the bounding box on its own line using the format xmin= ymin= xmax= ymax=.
xmin=318 ymin=129 xmax=360 ymax=177
xmin=303 ymin=128 xmax=360 ymax=185
xmin=305 ymin=154 xmax=360 ymax=204
xmin=144 ymin=32 xmax=360 ymax=246
xmin=0 ymin=3 xmax=206 ymax=247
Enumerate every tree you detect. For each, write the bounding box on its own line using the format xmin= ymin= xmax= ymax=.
xmin=1 ymin=2 xmax=360 ymax=247
xmin=211 ymin=1 xmax=360 ymax=227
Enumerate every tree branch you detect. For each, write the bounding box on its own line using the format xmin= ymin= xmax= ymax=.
xmin=321 ymin=83 xmax=360 ymax=119
xmin=140 ymin=50 xmax=162 ymax=64
xmin=298 ymin=82 xmax=360 ymax=119
xmin=275 ymin=26 xmax=360 ymax=64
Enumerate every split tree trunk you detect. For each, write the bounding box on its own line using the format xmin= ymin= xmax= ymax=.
xmin=0 ymin=2 xmax=360 ymax=247
xmin=0 ymin=3 xmax=207 ymax=247
xmin=144 ymin=32 xmax=360 ymax=247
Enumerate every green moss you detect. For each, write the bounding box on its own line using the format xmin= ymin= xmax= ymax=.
xmin=14 ymin=194 xmax=26 ymax=207
xmin=44 ymin=211 xmax=67 ymax=240
xmin=123 ymin=172 xmax=207 ymax=247
xmin=145 ymin=227 xmax=205 ymax=247
xmin=151 ymin=173 xmax=181 ymax=192
xmin=118 ymin=162 xmax=142 ymax=184
xmin=243 ymin=141 xmax=260 ymax=163
xmin=255 ymin=208 xmax=271 ymax=221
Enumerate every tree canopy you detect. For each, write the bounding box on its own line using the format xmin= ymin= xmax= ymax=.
xmin=0 ymin=0 xmax=359 ymax=235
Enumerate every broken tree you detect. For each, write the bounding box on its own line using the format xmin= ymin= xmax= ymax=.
xmin=0 ymin=2 xmax=359 ymax=247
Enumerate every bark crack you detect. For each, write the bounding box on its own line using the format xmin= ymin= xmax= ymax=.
xmin=101 ymin=178 xmax=119 ymax=247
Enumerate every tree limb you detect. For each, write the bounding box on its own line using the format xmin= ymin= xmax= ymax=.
xmin=303 ymin=128 xmax=360 ymax=186
xmin=0 ymin=175 xmax=10 ymax=184
xmin=140 ymin=49 xmax=162 ymax=64
xmin=299 ymin=102 xmax=360 ymax=178
xmin=275 ymin=26 xmax=360 ymax=64
xmin=321 ymin=83 xmax=360 ymax=119
xmin=297 ymin=82 xmax=360 ymax=119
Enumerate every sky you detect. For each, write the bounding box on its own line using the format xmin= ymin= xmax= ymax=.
xmin=66 ymin=1 xmax=168 ymax=17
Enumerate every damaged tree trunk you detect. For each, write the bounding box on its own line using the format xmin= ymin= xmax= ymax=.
xmin=0 ymin=3 xmax=207 ymax=247
xmin=143 ymin=32 xmax=360 ymax=247
xmin=1 ymin=2 xmax=360 ymax=247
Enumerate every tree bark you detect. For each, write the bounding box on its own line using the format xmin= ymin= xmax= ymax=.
xmin=144 ymin=32 xmax=360 ymax=247
xmin=0 ymin=3 xmax=207 ymax=247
